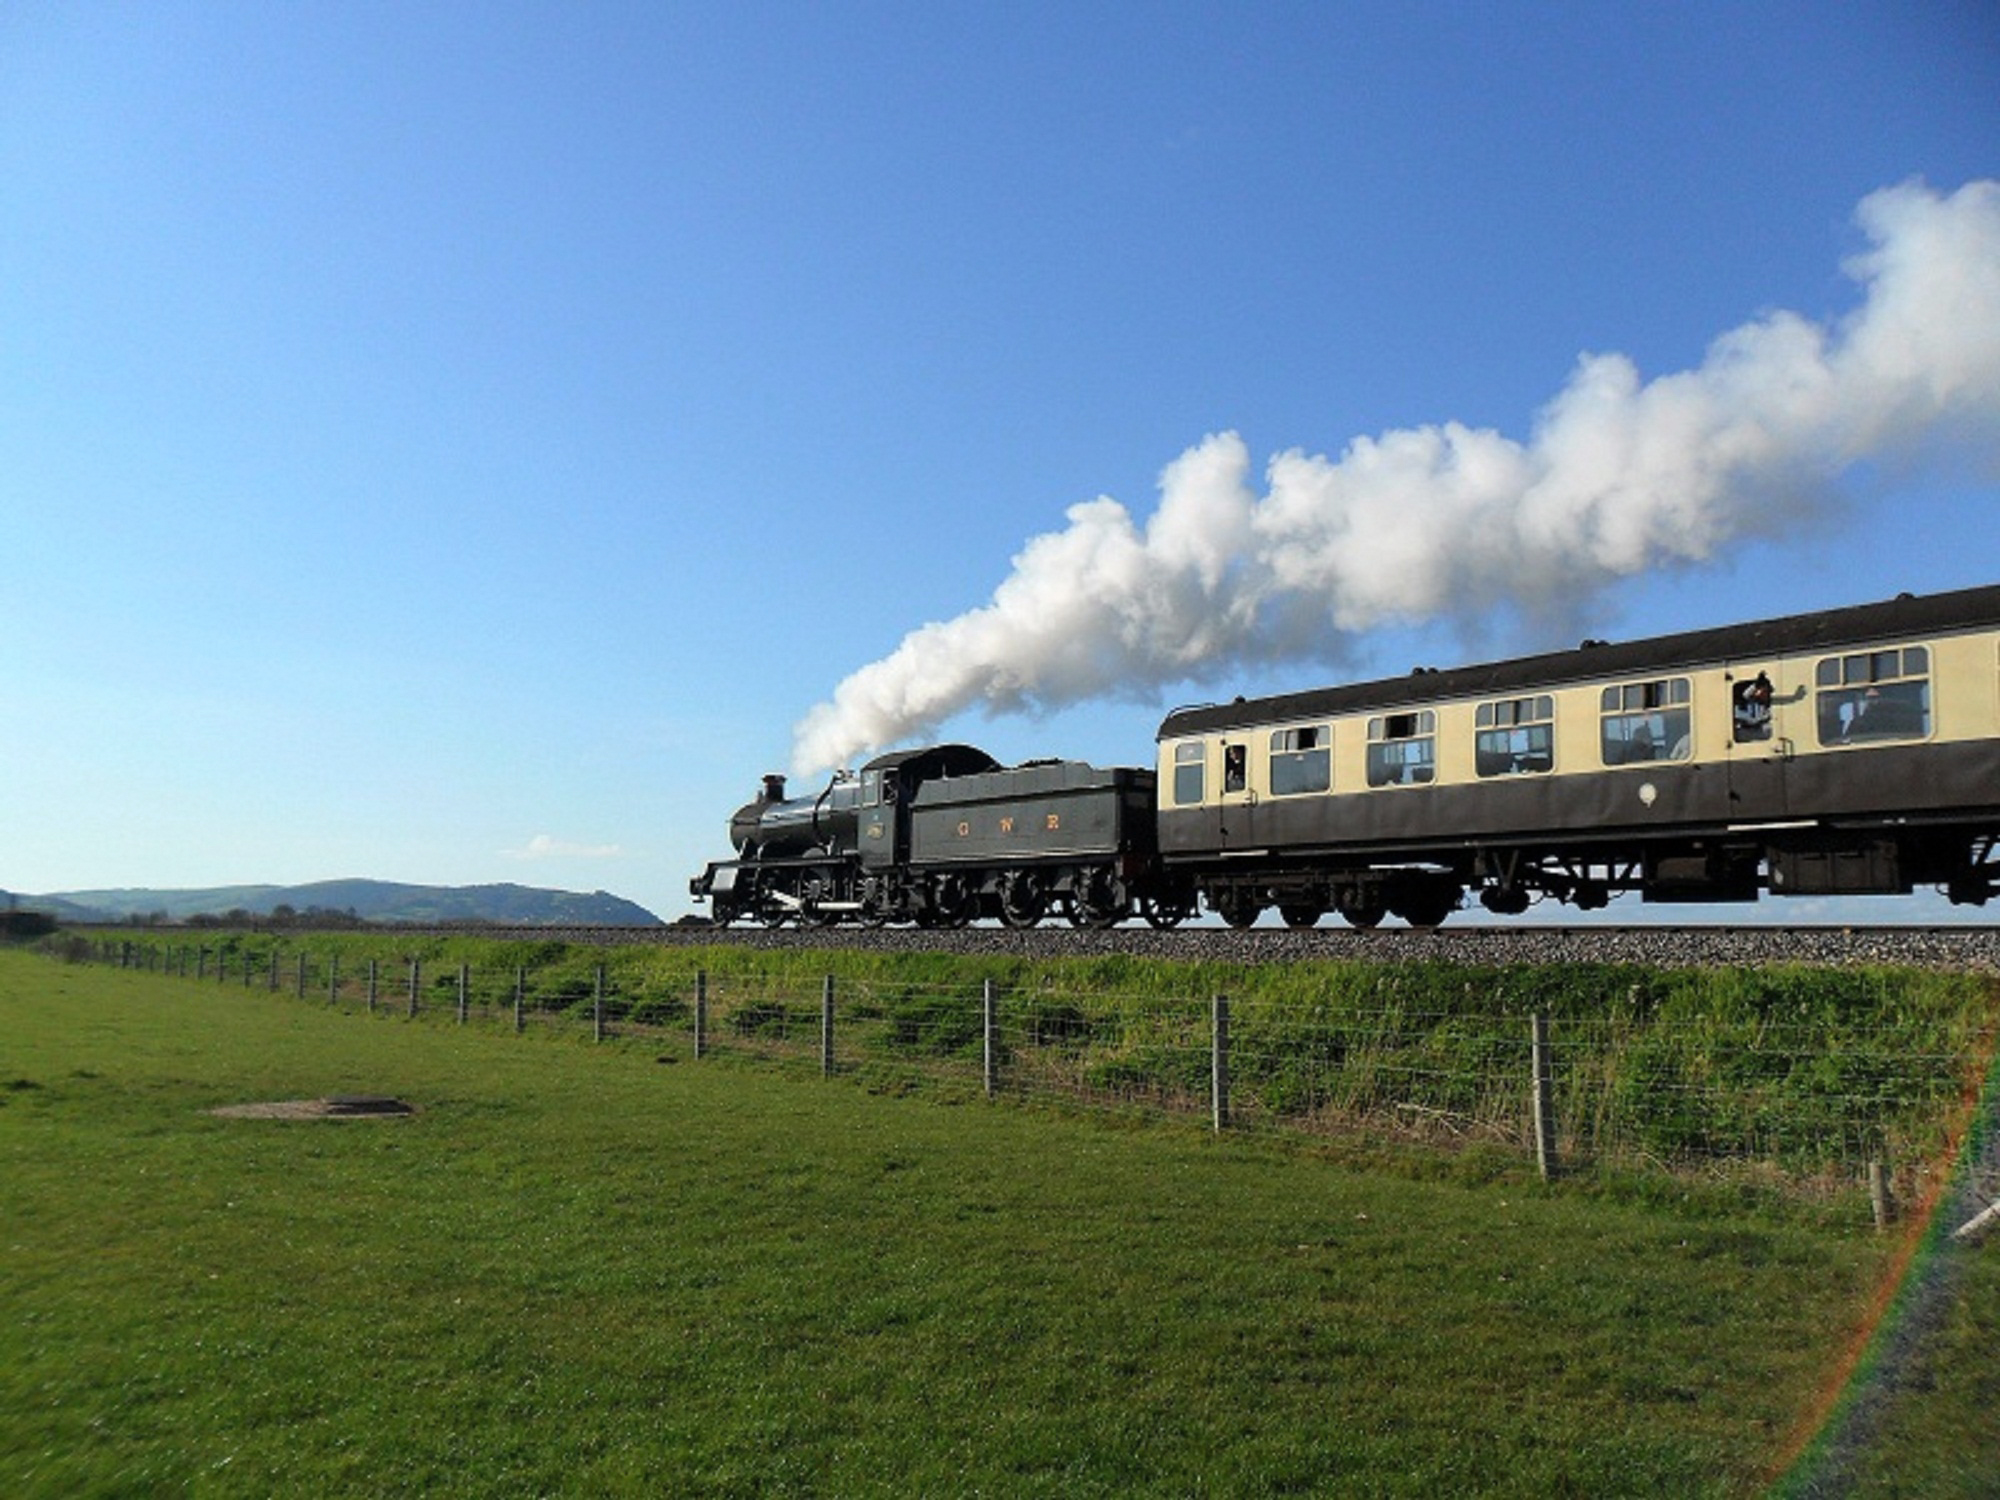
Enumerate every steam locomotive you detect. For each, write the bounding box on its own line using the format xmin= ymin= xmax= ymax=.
xmin=693 ymin=744 xmax=1198 ymax=929
xmin=690 ymin=584 xmax=2000 ymax=927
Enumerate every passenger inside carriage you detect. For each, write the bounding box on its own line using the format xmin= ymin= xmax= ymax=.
xmin=1600 ymin=709 xmax=1691 ymax=765
xmin=1732 ymin=673 xmax=1774 ymax=742
xmin=1825 ymin=682 xmax=1929 ymax=742
xmin=1816 ymin=647 xmax=1931 ymax=744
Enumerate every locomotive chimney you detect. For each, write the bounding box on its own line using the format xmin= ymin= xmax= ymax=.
xmin=761 ymin=773 xmax=787 ymax=804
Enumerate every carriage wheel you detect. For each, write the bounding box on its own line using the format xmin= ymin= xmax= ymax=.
xmin=1391 ymin=880 xmax=1460 ymax=930
xmin=1217 ymin=893 xmax=1261 ymax=929
xmin=1336 ymin=892 xmax=1385 ymax=930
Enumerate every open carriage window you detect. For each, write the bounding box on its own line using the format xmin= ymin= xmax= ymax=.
xmin=1366 ymin=711 xmax=1436 ymax=787
xmin=1600 ymin=678 xmax=1691 ymax=765
xmin=1268 ymin=725 xmax=1331 ymax=795
xmin=1731 ymin=673 xmax=1776 ymax=743
xmin=1475 ymin=695 xmax=1554 ymax=777
xmin=1223 ymin=743 xmax=1247 ymax=794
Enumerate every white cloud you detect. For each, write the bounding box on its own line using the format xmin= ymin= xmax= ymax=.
xmin=503 ymin=834 xmax=625 ymax=861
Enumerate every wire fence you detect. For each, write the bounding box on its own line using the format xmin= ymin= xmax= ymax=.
xmin=71 ymin=936 xmax=2000 ymax=1209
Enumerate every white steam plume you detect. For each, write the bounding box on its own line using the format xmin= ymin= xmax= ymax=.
xmin=793 ymin=179 xmax=2000 ymax=774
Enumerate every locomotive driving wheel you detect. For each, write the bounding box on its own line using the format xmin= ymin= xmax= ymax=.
xmin=1139 ymin=894 xmax=1192 ymax=929
xmin=858 ymin=876 xmax=894 ymax=927
xmin=802 ymin=882 xmax=840 ymax=926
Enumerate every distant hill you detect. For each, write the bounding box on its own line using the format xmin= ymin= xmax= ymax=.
xmin=12 ymin=880 xmax=662 ymax=927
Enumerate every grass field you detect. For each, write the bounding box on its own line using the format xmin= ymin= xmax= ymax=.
xmin=2 ymin=946 xmax=1994 ymax=1496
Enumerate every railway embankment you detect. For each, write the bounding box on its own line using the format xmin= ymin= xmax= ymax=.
xmin=411 ymin=919 xmax=2000 ymax=972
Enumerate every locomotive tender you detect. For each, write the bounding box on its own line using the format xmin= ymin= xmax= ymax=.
xmin=692 ymin=584 xmax=2000 ymax=927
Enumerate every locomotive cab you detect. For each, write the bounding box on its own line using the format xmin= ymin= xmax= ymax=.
xmin=857 ymin=744 xmax=1003 ymax=869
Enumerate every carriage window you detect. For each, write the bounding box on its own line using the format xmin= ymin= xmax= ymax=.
xmin=1268 ymin=725 xmax=1331 ymax=796
xmin=1223 ymin=743 xmax=1247 ymax=793
xmin=1173 ymin=741 xmax=1206 ymax=806
xmin=1731 ymin=673 xmax=1776 ymax=743
xmin=861 ymin=770 xmax=881 ymax=807
xmin=1815 ymin=645 xmax=1930 ymax=745
xmin=1366 ymin=711 xmax=1435 ymax=787
xmin=1475 ymin=695 xmax=1554 ymax=777
xmin=1600 ymin=678 xmax=1691 ymax=765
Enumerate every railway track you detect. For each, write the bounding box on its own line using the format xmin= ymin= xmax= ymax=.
xmin=404 ymin=920 xmax=2000 ymax=971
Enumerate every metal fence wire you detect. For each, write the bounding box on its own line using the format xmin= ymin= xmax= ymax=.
xmin=77 ymin=937 xmax=2000 ymax=1201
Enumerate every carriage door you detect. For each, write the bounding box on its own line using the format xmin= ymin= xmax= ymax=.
xmin=1723 ymin=658 xmax=1795 ymax=819
xmin=1217 ymin=738 xmax=1259 ymax=851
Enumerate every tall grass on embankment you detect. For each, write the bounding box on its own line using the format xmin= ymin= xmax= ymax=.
xmin=2 ymin=943 xmax=1993 ymax=1496
xmin=73 ymin=929 xmax=2000 ymax=1205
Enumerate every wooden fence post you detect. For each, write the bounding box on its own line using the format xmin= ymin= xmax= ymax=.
xmin=1869 ymin=1160 xmax=1895 ymax=1230
xmin=328 ymin=956 xmax=339 ymax=1006
xmin=594 ymin=965 xmax=606 ymax=1042
xmin=458 ymin=963 xmax=470 ymax=1024
xmin=514 ymin=966 xmax=525 ymax=1033
xmin=408 ymin=959 xmax=420 ymax=1018
xmin=367 ymin=958 xmax=377 ymax=1014
xmin=197 ymin=947 xmax=207 ymax=981
xmin=1212 ymin=994 xmax=1230 ymax=1133
xmin=694 ymin=971 xmax=708 ymax=1059
xmin=983 ymin=979 xmax=998 ymax=1098
xmin=821 ymin=975 xmax=835 ymax=1076
xmin=296 ymin=954 xmax=307 ymax=1000
xmin=1531 ymin=1013 xmax=1559 ymax=1181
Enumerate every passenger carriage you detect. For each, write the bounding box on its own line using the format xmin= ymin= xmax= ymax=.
xmin=1155 ymin=585 xmax=2000 ymax=927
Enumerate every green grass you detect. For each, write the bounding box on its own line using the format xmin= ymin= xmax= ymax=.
xmin=0 ymin=947 xmax=1985 ymax=1496
xmin=1836 ymin=1244 xmax=2000 ymax=1497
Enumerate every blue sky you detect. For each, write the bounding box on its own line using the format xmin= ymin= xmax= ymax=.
xmin=3 ymin=3 xmax=1996 ymax=919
